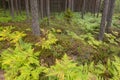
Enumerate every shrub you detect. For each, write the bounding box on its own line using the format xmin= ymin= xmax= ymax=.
xmin=64 ymin=9 xmax=74 ymax=23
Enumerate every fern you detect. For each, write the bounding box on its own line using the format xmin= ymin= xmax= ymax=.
xmin=105 ymin=33 xmax=118 ymax=45
xmin=45 ymin=54 xmax=94 ymax=80
xmin=0 ymin=26 xmax=14 ymax=41
xmin=1 ymin=40 xmax=45 ymax=80
xmin=0 ymin=26 xmax=26 ymax=43
xmin=36 ymin=31 xmax=58 ymax=49
xmin=108 ymin=56 xmax=120 ymax=80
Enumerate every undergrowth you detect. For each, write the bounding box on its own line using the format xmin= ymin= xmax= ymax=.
xmin=0 ymin=11 xmax=120 ymax=80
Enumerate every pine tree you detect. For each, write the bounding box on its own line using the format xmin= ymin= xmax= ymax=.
xmin=30 ymin=0 xmax=40 ymax=36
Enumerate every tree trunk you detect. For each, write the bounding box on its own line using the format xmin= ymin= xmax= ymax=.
xmin=10 ymin=0 xmax=14 ymax=19
xmin=68 ymin=0 xmax=71 ymax=10
xmin=46 ymin=0 xmax=50 ymax=25
xmin=41 ymin=0 xmax=44 ymax=19
xmin=71 ymin=0 xmax=74 ymax=11
xmin=88 ymin=0 xmax=91 ymax=12
xmin=106 ymin=0 xmax=116 ymax=33
xmin=37 ymin=0 xmax=40 ymax=17
xmin=65 ymin=0 xmax=68 ymax=10
xmin=2 ymin=0 xmax=6 ymax=15
xmin=93 ymin=0 xmax=97 ymax=16
xmin=90 ymin=0 xmax=93 ymax=13
xmin=15 ymin=0 xmax=19 ymax=15
xmin=8 ymin=0 xmax=11 ymax=12
xmin=25 ymin=0 xmax=30 ymax=19
xmin=81 ymin=0 xmax=86 ymax=19
xmin=18 ymin=0 xmax=22 ymax=15
xmin=99 ymin=0 xmax=109 ymax=41
xmin=30 ymin=0 xmax=40 ymax=36
xmin=97 ymin=0 xmax=102 ymax=17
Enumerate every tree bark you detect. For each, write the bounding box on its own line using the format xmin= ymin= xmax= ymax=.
xmin=10 ymin=0 xmax=14 ymax=19
xmin=41 ymin=0 xmax=44 ymax=19
xmin=106 ymin=0 xmax=116 ymax=33
xmin=2 ymin=0 xmax=6 ymax=15
xmin=99 ymin=0 xmax=109 ymax=41
xmin=88 ymin=0 xmax=91 ymax=12
xmin=15 ymin=0 xmax=19 ymax=15
xmin=30 ymin=0 xmax=40 ymax=36
xmin=97 ymin=0 xmax=102 ymax=17
xmin=93 ymin=0 xmax=97 ymax=16
xmin=18 ymin=0 xmax=22 ymax=15
xmin=68 ymin=0 xmax=71 ymax=10
xmin=8 ymin=0 xmax=11 ymax=12
xmin=81 ymin=0 xmax=86 ymax=19
xmin=46 ymin=0 xmax=50 ymax=25
xmin=65 ymin=0 xmax=68 ymax=11
xmin=25 ymin=0 xmax=30 ymax=19
xmin=71 ymin=0 xmax=74 ymax=11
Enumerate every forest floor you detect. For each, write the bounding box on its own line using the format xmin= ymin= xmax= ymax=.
xmin=0 ymin=12 xmax=120 ymax=80
xmin=0 ymin=70 xmax=4 ymax=80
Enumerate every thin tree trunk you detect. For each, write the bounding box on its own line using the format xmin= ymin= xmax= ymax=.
xmin=97 ymin=0 xmax=102 ymax=17
xmin=8 ymin=0 xmax=11 ymax=12
xmin=93 ymin=0 xmax=97 ymax=16
xmin=41 ymin=0 xmax=44 ymax=19
xmin=99 ymin=0 xmax=109 ymax=41
xmin=92 ymin=0 xmax=95 ymax=14
xmin=37 ymin=0 xmax=40 ymax=17
xmin=30 ymin=0 xmax=40 ymax=36
xmin=88 ymin=0 xmax=91 ymax=12
xmin=46 ymin=0 xmax=50 ymax=25
xmin=2 ymin=0 xmax=6 ymax=15
xmin=106 ymin=0 xmax=116 ymax=33
xmin=25 ymin=0 xmax=30 ymax=19
xmin=3 ymin=0 xmax=6 ymax=15
xmin=65 ymin=0 xmax=68 ymax=10
xmin=71 ymin=0 xmax=74 ymax=11
xmin=90 ymin=0 xmax=93 ymax=13
xmin=10 ymin=0 xmax=14 ymax=19
xmin=68 ymin=0 xmax=71 ymax=10
xmin=15 ymin=0 xmax=19 ymax=15
xmin=81 ymin=0 xmax=86 ymax=19
xmin=18 ymin=0 xmax=22 ymax=15
xmin=9 ymin=0 xmax=12 ymax=16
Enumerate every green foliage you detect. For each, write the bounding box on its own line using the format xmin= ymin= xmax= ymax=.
xmin=1 ymin=40 xmax=45 ymax=80
xmin=115 ymin=0 xmax=120 ymax=13
xmin=0 ymin=26 xmax=26 ymax=43
xmin=0 ymin=11 xmax=120 ymax=80
xmin=93 ymin=56 xmax=120 ymax=80
xmin=0 ymin=26 xmax=14 ymax=41
xmin=0 ymin=16 xmax=12 ymax=23
xmin=72 ymin=13 xmax=100 ymax=33
xmin=66 ymin=30 xmax=102 ymax=49
xmin=109 ymin=56 xmax=120 ymax=80
xmin=1 ymin=45 xmax=120 ymax=80
xmin=0 ymin=10 xmax=27 ymax=22
xmin=64 ymin=9 xmax=74 ymax=23
xmin=13 ymin=15 xmax=27 ymax=22
xmin=66 ymin=30 xmax=120 ymax=64
xmin=36 ymin=30 xmax=58 ymax=49
xmin=66 ymin=30 xmax=81 ymax=39
xmin=80 ymin=33 xmax=102 ymax=49
xmin=45 ymin=54 xmax=90 ymax=80
xmin=45 ymin=54 xmax=120 ymax=80
xmin=105 ymin=33 xmax=118 ymax=45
